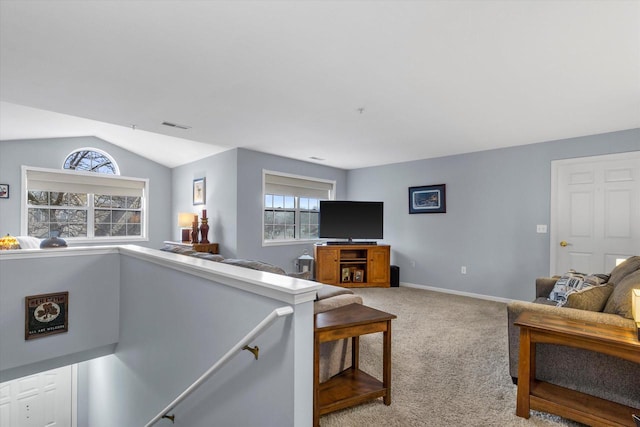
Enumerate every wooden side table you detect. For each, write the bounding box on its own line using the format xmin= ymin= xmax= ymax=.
xmin=314 ymin=303 xmax=396 ymax=427
xmin=515 ymin=311 xmax=640 ymax=427
xmin=163 ymin=241 xmax=219 ymax=254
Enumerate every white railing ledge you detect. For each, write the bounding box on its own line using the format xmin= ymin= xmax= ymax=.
xmin=119 ymin=245 xmax=322 ymax=305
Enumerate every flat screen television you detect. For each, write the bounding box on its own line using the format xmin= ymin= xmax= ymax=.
xmin=319 ymin=200 xmax=383 ymax=243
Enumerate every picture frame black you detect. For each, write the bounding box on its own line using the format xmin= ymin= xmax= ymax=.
xmin=409 ymin=184 xmax=446 ymax=214
xmin=193 ymin=178 xmax=205 ymax=205
xmin=0 ymin=184 xmax=8 ymax=199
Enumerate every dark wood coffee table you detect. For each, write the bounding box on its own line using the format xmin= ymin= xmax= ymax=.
xmin=515 ymin=311 xmax=640 ymax=427
xmin=313 ymin=303 xmax=396 ymax=426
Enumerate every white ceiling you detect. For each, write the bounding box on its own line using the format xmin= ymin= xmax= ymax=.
xmin=1 ymin=1 xmax=638 ymax=170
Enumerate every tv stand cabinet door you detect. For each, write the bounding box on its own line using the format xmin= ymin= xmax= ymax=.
xmin=315 ymin=247 xmax=340 ymax=285
xmin=368 ymin=246 xmax=390 ymax=286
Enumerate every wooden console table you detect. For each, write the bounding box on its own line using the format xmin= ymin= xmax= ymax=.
xmin=314 ymin=303 xmax=396 ymax=427
xmin=515 ymin=311 xmax=640 ymax=427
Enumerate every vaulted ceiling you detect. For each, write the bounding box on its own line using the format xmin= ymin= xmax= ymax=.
xmin=1 ymin=1 xmax=638 ymax=169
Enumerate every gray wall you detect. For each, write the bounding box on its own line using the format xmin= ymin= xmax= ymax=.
xmin=347 ymin=129 xmax=640 ymax=301
xmin=0 ymin=250 xmax=120 ymax=382
xmin=172 ymin=148 xmax=348 ymax=270
xmin=85 ymin=253 xmax=314 ymax=427
xmin=171 ymin=149 xmax=238 ymax=255
xmin=236 ymin=148 xmax=348 ymax=271
xmin=0 ymin=136 xmax=172 ymax=248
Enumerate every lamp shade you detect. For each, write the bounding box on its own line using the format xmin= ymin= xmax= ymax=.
xmin=0 ymin=234 xmax=20 ymax=250
xmin=178 ymin=213 xmax=193 ymax=227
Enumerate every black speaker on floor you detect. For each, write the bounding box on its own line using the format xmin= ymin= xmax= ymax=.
xmin=390 ymin=265 xmax=399 ymax=287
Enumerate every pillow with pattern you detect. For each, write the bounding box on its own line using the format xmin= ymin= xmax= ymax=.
xmin=548 ymin=270 xmax=609 ymax=308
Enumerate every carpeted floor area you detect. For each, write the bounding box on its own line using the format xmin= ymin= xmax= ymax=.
xmin=320 ymin=287 xmax=583 ymax=427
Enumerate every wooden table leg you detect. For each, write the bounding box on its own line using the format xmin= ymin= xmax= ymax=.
xmin=516 ymin=328 xmax=532 ymax=419
xmin=383 ymin=320 xmax=392 ymax=405
xmin=352 ymin=335 xmax=360 ymax=371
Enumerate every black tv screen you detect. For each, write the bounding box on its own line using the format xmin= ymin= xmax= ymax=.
xmin=319 ymin=201 xmax=383 ymax=241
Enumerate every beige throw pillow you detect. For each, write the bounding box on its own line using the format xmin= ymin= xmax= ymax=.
xmin=603 ymin=269 xmax=640 ymax=319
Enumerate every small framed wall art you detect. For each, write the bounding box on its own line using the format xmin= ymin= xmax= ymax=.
xmin=0 ymin=184 xmax=8 ymax=199
xmin=193 ymin=178 xmax=206 ymax=205
xmin=25 ymin=292 xmax=69 ymax=340
xmin=409 ymin=184 xmax=446 ymax=214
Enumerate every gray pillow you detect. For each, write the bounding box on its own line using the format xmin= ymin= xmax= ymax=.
xmin=221 ymin=259 xmax=286 ymax=275
xmin=608 ymin=256 xmax=640 ymax=286
xmin=603 ymin=269 xmax=640 ymax=319
xmin=191 ymin=252 xmax=225 ymax=262
xmin=564 ymin=283 xmax=613 ymax=312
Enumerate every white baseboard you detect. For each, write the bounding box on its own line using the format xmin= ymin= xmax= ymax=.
xmin=399 ymin=282 xmax=515 ymax=304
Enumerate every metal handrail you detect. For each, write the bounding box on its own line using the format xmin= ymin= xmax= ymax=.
xmin=145 ymin=305 xmax=294 ymax=426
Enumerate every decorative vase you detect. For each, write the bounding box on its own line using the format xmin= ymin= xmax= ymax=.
xmin=200 ymin=218 xmax=209 ymax=244
xmin=191 ymin=218 xmax=199 ymax=244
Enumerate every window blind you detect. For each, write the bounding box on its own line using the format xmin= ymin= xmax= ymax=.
xmin=264 ymin=171 xmax=334 ymax=199
xmin=25 ymin=167 xmax=146 ymax=198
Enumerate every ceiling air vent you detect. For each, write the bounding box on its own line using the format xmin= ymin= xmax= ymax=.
xmin=161 ymin=121 xmax=191 ymax=130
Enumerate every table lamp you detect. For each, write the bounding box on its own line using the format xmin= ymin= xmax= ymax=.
xmin=633 ymin=288 xmax=639 ymax=340
xmin=178 ymin=213 xmax=193 ymax=242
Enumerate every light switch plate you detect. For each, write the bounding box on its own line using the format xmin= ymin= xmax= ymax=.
xmin=536 ymin=224 xmax=548 ymax=233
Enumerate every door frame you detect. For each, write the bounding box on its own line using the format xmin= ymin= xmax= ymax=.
xmin=550 ymin=151 xmax=640 ymax=275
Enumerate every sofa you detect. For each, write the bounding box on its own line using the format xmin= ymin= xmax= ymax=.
xmin=507 ymin=256 xmax=640 ymax=410
xmin=159 ymin=243 xmax=362 ymax=382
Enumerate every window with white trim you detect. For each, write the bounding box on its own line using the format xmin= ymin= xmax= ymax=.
xmin=23 ymin=166 xmax=148 ymax=241
xmin=263 ymin=171 xmax=335 ymax=243
xmin=63 ymin=148 xmax=120 ymax=175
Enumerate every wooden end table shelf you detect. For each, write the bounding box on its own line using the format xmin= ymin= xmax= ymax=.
xmin=314 ymin=303 xmax=396 ymax=427
xmin=515 ymin=311 xmax=640 ymax=427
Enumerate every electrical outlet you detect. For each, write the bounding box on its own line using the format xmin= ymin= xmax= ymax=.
xmin=410 ymin=260 xmax=416 ymax=268
xmin=461 ymin=266 xmax=467 ymax=274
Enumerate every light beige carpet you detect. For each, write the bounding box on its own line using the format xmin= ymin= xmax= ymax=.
xmin=320 ymin=287 xmax=582 ymax=427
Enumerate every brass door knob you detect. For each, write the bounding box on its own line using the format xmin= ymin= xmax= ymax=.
xmin=560 ymin=241 xmax=569 ymax=247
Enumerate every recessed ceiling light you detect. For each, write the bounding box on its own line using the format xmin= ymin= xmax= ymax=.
xmin=161 ymin=121 xmax=191 ymax=130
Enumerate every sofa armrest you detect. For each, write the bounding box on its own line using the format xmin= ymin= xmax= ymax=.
xmin=314 ymin=293 xmax=362 ymax=314
xmin=535 ymin=276 xmax=559 ymax=298
xmin=506 ymin=300 xmax=635 ymax=379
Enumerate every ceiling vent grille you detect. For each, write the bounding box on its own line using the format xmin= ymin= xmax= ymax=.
xmin=161 ymin=121 xmax=191 ymax=130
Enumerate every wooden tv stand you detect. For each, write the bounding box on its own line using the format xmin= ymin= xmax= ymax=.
xmin=314 ymin=244 xmax=390 ymax=288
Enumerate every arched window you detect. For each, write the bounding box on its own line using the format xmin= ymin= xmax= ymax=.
xmin=63 ymin=148 xmax=120 ymax=175
xmin=22 ymin=147 xmax=148 ymax=242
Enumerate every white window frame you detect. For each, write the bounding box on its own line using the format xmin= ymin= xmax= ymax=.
xmin=62 ymin=147 xmax=121 ymax=175
xmin=21 ymin=166 xmax=149 ymax=243
xmin=262 ymin=170 xmax=335 ymax=247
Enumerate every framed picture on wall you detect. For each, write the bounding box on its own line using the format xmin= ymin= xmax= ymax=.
xmin=25 ymin=292 xmax=69 ymax=340
xmin=409 ymin=184 xmax=446 ymax=214
xmin=0 ymin=184 xmax=8 ymax=199
xmin=193 ymin=178 xmax=206 ymax=205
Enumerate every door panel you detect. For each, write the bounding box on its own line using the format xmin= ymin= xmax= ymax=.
xmin=552 ymin=152 xmax=640 ymax=274
xmin=0 ymin=366 xmax=71 ymax=427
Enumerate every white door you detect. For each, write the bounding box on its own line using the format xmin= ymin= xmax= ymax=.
xmin=0 ymin=366 xmax=72 ymax=427
xmin=551 ymin=151 xmax=640 ymax=275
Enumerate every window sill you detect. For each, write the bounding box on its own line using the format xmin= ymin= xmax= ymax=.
xmin=262 ymin=239 xmax=321 ymax=248
xmin=62 ymin=237 xmax=149 ymax=245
